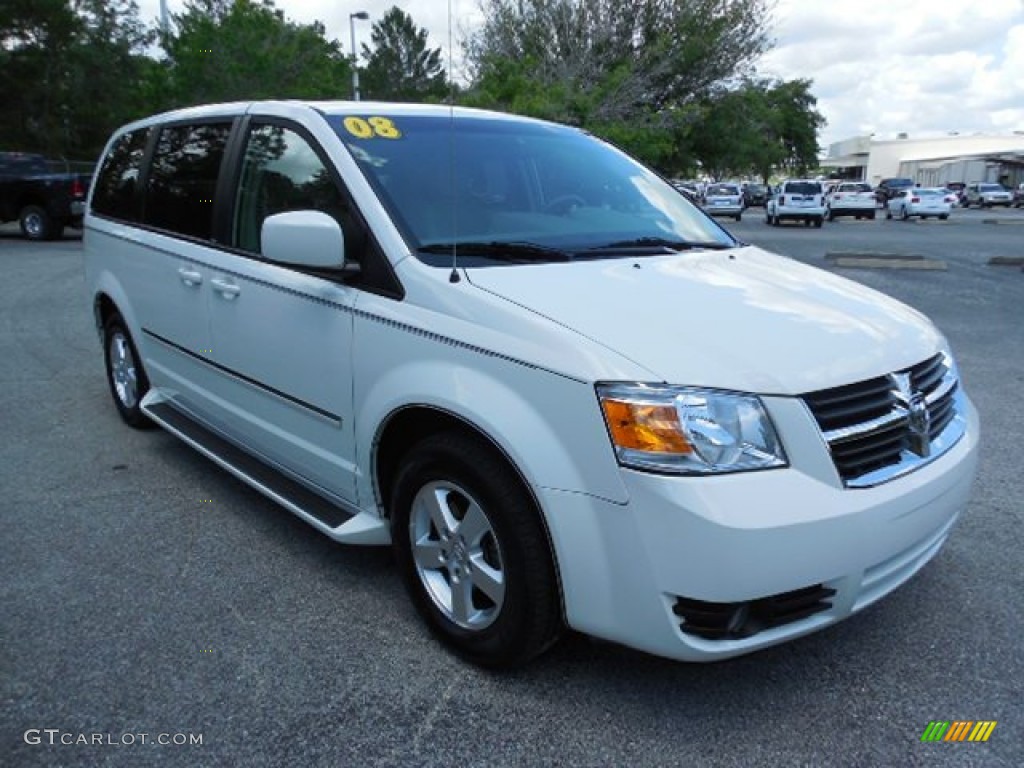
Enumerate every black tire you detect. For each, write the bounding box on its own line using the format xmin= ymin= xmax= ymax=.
xmin=901 ymin=206 xmax=910 ymax=221
xmin=939 ymin=214 xmax=949 ymax=220
xmin=814 ymin=216 xmax=823 ymax=228
xmin=772 ymin=214 xmax=780 ymax=227
xmin=885 ymin=208 xmax=893 ymax=220
xmin=827 ymin=209 xmax=835 ymax=222
xmin=868 ymin=212 xmax=876 ymax=220
xmin=102 ymin=314 xmax=153 ymax=429
xmin=19 ymin=205 xmax=57 ymax=241
xmin=734 ymin=213 xmax=742 ymax=222
xmin=391 ymin=431 xmax=562 ymax=668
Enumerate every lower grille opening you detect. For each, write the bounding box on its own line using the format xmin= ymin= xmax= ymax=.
xmin=672 ymin=584 xmax=836 ymax=640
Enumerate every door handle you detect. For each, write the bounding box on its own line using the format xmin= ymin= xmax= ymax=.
xmin=210 ymin=277 xmax=241 ymax=300
xmin=178 ymin=267 xmax=203 ymax=287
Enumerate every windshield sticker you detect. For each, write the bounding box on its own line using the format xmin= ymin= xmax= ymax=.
xmin=342 ymin=116 xmax=402 ymax=140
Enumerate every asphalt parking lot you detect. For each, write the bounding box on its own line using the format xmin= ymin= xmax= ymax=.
xmin=2 ymin=209 xmax=1022 ymax=767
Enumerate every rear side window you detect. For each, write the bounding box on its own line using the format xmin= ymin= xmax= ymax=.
xmin=91 ymin=129 xmax=150 ymax=221
xmin=144 ymin=122 xmax=232 ymax=240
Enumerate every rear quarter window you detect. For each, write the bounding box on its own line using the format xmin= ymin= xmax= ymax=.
xmin=91 ymin=129 xmax=150 ymax=221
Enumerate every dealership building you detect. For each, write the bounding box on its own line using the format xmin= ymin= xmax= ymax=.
xmin=821 ymin=133 xmax=1024 ymax=188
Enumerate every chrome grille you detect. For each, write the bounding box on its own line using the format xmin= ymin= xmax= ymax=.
xmin=803 ymin=353 xmax=964 ymax=487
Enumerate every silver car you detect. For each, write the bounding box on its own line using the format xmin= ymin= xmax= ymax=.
xmin=702 ymin=182 xmax=743 ymax=221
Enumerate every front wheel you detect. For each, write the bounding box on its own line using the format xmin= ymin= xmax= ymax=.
xmin=734 ymin=213 xmax=742 ymax=222
xmin=885 ymin=208 xmax=893 ymax=220
xmin=391 ymin=432 xmax=563 ymax=668
xmin=939 ymin=214 xmax=949 ymax=220
xmin=814 ymin=217 xmax=823 ymax=228
xmin=103 ymin=315 xmax=153 ymax=428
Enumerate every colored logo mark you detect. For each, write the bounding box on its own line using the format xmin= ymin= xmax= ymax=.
xmin=921 ymin=721 xmax=997 ymax=742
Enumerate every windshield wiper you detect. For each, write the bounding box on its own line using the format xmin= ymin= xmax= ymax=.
xmin=417 ymin=241 xmax=573 ymax=262
xmin=586 ymin=237 xmax=734 ymax=252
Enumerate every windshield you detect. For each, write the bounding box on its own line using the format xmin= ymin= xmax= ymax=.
xmin=328 ymin=114 xmax=735 ymax=263
xmin=784 ymin=182 xmax=822 ymax=194
xmin=706 ymin=184 xmax=739 ymax=196
xmin=979 ymin=183 xmax=1004 ymax=191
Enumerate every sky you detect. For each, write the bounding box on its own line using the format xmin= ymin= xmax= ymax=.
xmin=138 ymin=0 xmax=1024 ymax=150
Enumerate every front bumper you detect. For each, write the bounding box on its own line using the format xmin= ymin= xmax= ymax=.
xmin=542 ymin=394 xmax=979 ymax=662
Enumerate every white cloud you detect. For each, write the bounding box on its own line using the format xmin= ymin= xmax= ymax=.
xmin=759 ymin=0 xmax=1024 ymax=146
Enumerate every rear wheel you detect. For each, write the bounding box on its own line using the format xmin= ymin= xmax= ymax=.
xmin=939 ymin=214 xmax=949 ymax=220
xmin=901 ymin=206 xmax=910 ymax=221
xmin=827 ymin=209 xmax=836 ymax=222
xmin=19 ymin=205 xmax=57 ymax=241
xmin=734 ymin=213 xmax=742 ymax=222
xmin=868 ymin=212 xmax=876 ymax=220
xmin=814 ymin=217 xmax=823 ymax=228
xmin=391 ymin=432 xmax=562 ymax=668
xmin=103 ymin=315 xmax=153 ymax=428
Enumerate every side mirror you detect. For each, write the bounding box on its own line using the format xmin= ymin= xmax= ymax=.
xmin=261 ymin=210 xmax=347 ymax=270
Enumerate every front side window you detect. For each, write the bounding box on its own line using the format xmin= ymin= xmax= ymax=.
xmin=232 ymin=124 xmax=351 ymax=255
xmin=328 ymin=114 xmax=735 ymax=263
xmin=144 ymin=122 xmax=231 ymax=240
xmin=92 ymin=129 xmax=150 ymax=221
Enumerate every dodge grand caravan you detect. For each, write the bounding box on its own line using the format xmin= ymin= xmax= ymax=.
xmin=84 ymin=101 xmax=979 ymax=667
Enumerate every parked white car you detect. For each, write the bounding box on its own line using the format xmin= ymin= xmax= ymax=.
xmin=885 ymin=188 xmax=953 ymax=220
xmin=83 ymin=101 xmax=979 ymax=667
xmin=765 ymin=179 xmax=825 ymax=227
xmin=825 ymin=182 xmax=876 ymax=221
xmin=702 ymin=182 xmax=743 ymax=220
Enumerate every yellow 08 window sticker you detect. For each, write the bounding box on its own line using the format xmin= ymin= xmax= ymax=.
xmin=343 ymin=116 xmax=402 ymax=140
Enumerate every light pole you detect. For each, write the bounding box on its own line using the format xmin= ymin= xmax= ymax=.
xmin=349 ymin=11 xmax=369 ymax=101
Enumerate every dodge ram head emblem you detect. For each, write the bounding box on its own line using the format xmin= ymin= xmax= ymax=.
xmin=892 ymin=372 xmax=931 ymax=457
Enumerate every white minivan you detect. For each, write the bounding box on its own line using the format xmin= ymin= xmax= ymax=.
xmin=84 ymin=101 xmax=979 ymax=667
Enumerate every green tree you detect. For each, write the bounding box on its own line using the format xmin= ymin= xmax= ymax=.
xmin=466 ymin=0 xmax=770 ymax=120
xmin=462 ymin=0 xmax=772 ymax=168
xmin=158 ymin=0 xmax=350 ymax=108
xmin=689 ymin=79 xmax=824 ymax=181
xmin=0 ymin=0 xmax=152 ymax=159
xmin=359 ymin=6 xmax=447 ymax=102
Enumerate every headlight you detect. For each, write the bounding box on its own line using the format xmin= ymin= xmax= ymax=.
xmin=596 ymin=383 xmax=787 ymax=475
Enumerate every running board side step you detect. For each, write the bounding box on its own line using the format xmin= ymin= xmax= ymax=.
xmin=141 ymin=391 xmax=389 ymax=545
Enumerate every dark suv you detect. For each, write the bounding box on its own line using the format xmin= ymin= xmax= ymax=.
xmin=743 ymin=183 xmax=769 ymax=207
xmin=875 ymin=178 xmax=914 ymax=206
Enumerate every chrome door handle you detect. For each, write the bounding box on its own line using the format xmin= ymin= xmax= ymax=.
xmin=210 ymin=277 xmax=241 ymax=300
xmin=178 ymin=267 xmax=203 ymax=287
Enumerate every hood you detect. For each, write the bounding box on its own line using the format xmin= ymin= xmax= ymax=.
xmin=465 ymin=246 xmax=943 ymax=394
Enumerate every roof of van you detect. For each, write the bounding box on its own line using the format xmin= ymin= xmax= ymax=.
xmin=115 ymin=100 xmax=546 ymax=134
